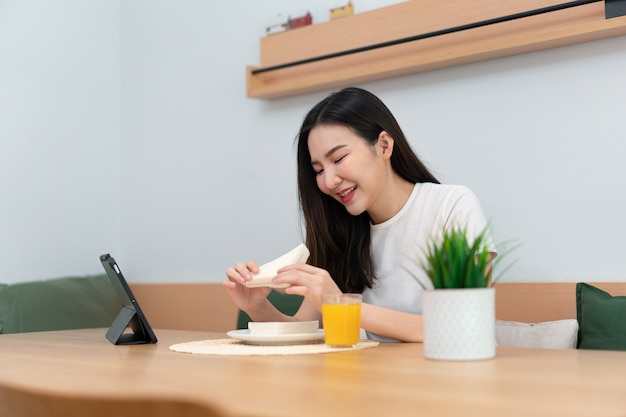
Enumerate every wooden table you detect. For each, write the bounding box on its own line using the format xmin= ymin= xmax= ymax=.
xmin=1 ymin=328 xmax=626 ymax=417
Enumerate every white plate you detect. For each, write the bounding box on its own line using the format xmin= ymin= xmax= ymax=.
xmin=226 ymin=329 xmax=324 ymax=346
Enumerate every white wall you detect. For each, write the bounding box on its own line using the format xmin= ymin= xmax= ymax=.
xmin=117 ymin=0 xmax=401 ymax=283
xmin=2 ymin=0 xmax=625 ymax=284
xmin=0 ymin=0 xmax=121 ymax=283
xmin=387 ymin=38 xmax=626 ymax=282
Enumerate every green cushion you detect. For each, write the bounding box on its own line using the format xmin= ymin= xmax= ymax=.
xmin=237 ymin=290 xmax=304 ymax=330
xmin=0 ymin=283 xmax=7 ymax=327
xmin=0 ymin=274 xmax=122 ymax=334
xmin=576 ymin=282 xmax=626 ymax=350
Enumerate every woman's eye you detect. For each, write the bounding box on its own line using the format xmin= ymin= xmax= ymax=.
xmin=335 ymin=155 xmax=347 ymax=164
xmin=314 ymin=168 xmax=324 ymax=176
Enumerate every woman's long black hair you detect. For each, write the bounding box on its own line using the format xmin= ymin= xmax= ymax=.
xmin=296 ymin=87 xmax=439 ymax=292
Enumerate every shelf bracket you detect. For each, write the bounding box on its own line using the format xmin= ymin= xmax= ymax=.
xmin=606 ymin=0 xmax=626 ymax=17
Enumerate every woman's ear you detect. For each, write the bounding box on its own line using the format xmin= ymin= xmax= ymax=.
xmin=377 ymin=131 xmax=394 ymax=160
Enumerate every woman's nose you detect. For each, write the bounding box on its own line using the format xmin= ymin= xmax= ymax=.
xmin=324 ymin=169 xmax=341 ymax=190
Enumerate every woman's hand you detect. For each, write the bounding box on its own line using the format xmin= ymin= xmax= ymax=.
xmin=271 ymin=264 xmax=342 ymax=310
xmin=223 ymin=261 xmax=271 ymax=312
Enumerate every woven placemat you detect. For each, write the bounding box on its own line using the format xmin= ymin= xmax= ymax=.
xmin=169 ymin=339 xmax=379 ymax=356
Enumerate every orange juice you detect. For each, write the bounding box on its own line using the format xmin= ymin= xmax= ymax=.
xmin=321 ymin=294 xmax=362 ymax=347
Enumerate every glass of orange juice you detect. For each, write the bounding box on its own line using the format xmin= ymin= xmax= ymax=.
xmin=321 ymin=294 xmax=362 ymax=347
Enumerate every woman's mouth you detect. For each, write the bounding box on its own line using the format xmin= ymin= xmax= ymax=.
xmin=338 ymin=186 xmax=356 ymax=204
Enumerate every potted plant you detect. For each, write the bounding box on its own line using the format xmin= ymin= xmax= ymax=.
xmin=421 ymin=226 xmax=499 ymax=361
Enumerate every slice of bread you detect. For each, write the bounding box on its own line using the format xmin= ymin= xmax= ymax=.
xmin=244 ymin=244 xmax=310 ymax=289
xmin=248 ymin=320 xmax=319 ymax=335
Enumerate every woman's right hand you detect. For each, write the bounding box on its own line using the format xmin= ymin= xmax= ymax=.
xmin=223 ymin=260 xmax=271 ymax=312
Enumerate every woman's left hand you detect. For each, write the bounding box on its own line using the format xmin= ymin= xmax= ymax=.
xmin=271 ymin=264 xmax=342 ymax=310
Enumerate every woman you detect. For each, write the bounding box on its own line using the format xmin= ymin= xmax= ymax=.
xmin=224 ymin=87 xmax=496 ymax=342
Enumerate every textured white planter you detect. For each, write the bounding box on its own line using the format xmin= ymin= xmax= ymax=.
xmin=423 ymin=287 xmax=495 ymax=361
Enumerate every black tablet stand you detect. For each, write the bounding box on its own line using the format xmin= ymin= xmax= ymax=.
xmin=100 ymin=254 xmax=158 ymax=345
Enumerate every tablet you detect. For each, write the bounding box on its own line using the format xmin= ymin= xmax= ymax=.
xmin=100 ymin=253 xmax=158 ymax=345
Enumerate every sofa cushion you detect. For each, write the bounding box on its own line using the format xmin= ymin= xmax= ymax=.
xmin=496 ymin=319 xmax=579 ymax=349
xmin=576 ymin=282 xmax=626 ymax=350
xmin=0 ymin=274 xmax=121 ymax=334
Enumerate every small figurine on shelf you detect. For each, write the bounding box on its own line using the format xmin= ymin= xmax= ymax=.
xmin=289 ymin=11 xmax=313 ymax=30
xmin=266 ymin=15 xmax=289 ymax=35
xmin=330 ymin=1 xmax=354 ymax=20
xmin=266 ymin=11 xmax=313 ymax=36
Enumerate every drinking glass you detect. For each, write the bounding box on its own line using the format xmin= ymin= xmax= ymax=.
xmin=321 ymin=294 xmax=362 ymax=347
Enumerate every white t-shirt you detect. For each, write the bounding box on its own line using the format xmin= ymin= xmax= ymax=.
xmin=362 ymin=183 xmax=497 ymax=341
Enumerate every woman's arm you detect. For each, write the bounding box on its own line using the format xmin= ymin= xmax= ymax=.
xmin=274 ymin=263 xmax=426 ymax=341
xmin=360 ymin=303 xmax=424 ymax=342
xmin=358 ymin=256 xmax=493 ymax=342
xmin=289 ymin=297 xmax=425 ymax=342
xmin=229 ymin=261 xmax=431 ymax=342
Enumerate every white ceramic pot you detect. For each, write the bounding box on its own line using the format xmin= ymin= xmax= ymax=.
xmin=422 ymin=287 xmax=495 ymax=361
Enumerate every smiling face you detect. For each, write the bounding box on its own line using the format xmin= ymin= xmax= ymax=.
xmin=308 ymin=124 xmax=395 ymax=222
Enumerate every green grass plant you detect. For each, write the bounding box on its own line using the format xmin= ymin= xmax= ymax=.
xmin=423 ymin=227 xmax=493 ymax=289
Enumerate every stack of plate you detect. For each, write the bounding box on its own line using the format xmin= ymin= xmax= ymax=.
xmin=227 ymin=321 xmax=324 ymax=345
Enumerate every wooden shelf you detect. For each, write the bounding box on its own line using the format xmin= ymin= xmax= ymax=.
xmin=246 ymin=0 xmax=626 ymax=100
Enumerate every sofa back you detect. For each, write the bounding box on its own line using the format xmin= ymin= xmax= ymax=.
xmin=0 ymin=275 xmax=121 ymax=334
xmin=494 ymin=281 xmax=626 ymax=323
